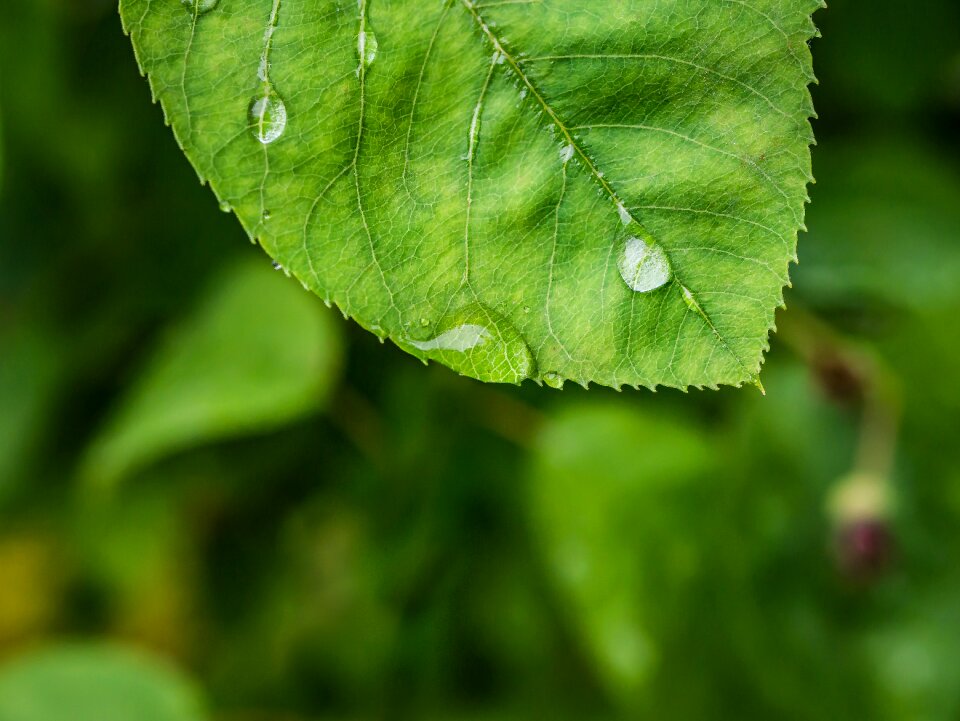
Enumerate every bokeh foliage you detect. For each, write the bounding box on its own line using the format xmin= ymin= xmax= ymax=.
xmin=1 ymin=0 xmax=959 ymax=719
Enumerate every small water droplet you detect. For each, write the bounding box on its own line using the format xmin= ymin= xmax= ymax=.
xmin=680 ymin=284 xmax=702 ymax=313
xmin=262 ymin=209 xmax=272 ymax=221
xmin=542 ymin=372 xmax=565 ymax=389
xmin=218 ymin=200 xmax=232 ymax=213
xmin=180 ymin=0 xmax=218 ymax=14
xmin=248 ymin=86 xmax=287 ymax=145
xmin=419 ymin=317 xmax=430 ymax=327
xmin=272 ymin=260 xmax=283 ymax=271
xmin=401 ymin=303 xmax=535 ymax=384
xmin=618 ymin=235 xmax=672 ymax=293
xmin=358 ymin=28 xmax=378 ymax=68
xmin=559 ymin=144 xmax=575 ymax=164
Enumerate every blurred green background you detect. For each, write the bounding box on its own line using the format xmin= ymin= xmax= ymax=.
xmin=1 ymin=1 xmax=960 ymax=719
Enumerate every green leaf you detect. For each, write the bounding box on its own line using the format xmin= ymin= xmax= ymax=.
xmin=121 ymin=0 xmax=819 ymax=389
xmin=799 ymin=136 xmax=960 ymax=313
xmin=0 ymin=645 xmax=207 ymax=721
xmin=528 ymin=403 xmax=712 ymax=704
xmin=81 ymin=258 xmax=342 ymax=488
xmin=0 ymin=326 xmax=60 ymax=498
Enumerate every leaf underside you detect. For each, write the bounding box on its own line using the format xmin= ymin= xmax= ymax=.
xmin=121 ymin=0 xmax=821 ymax=390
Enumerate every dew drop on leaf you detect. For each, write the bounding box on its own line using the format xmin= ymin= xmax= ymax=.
xmin=681 ymin=284 xmax=702 ymax=313
xmin=218 ymin=200 xmax=232 ymax=213
xmin=618 ymin=236 xmax=672 ymax=293
xmin=358 ymin=29 xmax=378 ymax=69
xmin=409 ymin=324 xmax=491 ymax=353
xmin=180 ymin=0 xmax=218 ymax=14
xmin=249 ymin=87 xmax=287 ymax=145
xmin=542 ymin=372 xmax=565 ymax=389
xmin=401 ymin=303 xmax=535 ymax=385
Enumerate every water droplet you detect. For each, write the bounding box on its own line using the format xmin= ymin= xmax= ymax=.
xmin=358 ymin=28 xmax=378 ymax=68
xmin=419 ymin=318 xmax=430 ymax=328
xmin=218 ymin=200 xmax=232 ymax=213
xmin=618 ymin=235 xmax=672 ymax=293
xmin=680 ymin=284 xmax=702 ymax=313
xmin=559 ymin=144 xmax=575 ymax=164
xmin=401 ymin=303 xmax=535 ymax=384
xmin=180 ymin=0 xmax=218 ymax=14
xmin=248 ymin=87 xmax=287 ymax=145
xmin=542 ymin=372 xmax=565 ymax=389
xmin=409 ymin=324 xmax=491 ymax=353
xmin=272 ymin=260 xmax=283 ymax=271
xmin=261 ymin=209 xmax=272 ymax=221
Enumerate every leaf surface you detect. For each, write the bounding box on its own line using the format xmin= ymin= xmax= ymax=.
xmin=121 ymin=0 xmax=820 ymax=388
xmin=0 ymin=645 xmax=207 ymax=721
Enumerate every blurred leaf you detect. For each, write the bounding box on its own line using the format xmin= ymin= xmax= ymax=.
xmin=81 ymin=259 xmax=342 ymax=488
xmin=0 ymin=326 xmax=61 ymax=498
xmin=0 ymin=645 xmax=206 ymax=721
xmin=121 ymin=0 xmax=820 ymax=389
xmin=528 ymin=403 xmax=712 ymax=705
xmin=814 ymin=0 xmax=960 ymax=115
xmin=799 ymin=137 xmax=960 ymax=313
xmin=864 ymin=589 xmax=960 ymax=721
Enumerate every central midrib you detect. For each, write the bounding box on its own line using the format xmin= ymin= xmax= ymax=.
xmin=458 ymin=0 xmax=757 ymax=383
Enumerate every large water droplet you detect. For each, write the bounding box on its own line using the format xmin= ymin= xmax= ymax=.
xmin=618 ymin=236 xmax=672 ymax=293
xmin=181 ymin=0 xmax=218 ymax=14
xmin=409 ymin=324 xmax=491 ymax=353
xmin=249 ymin=87 xmax=287 ymax=145
xmin=401 ymin=303 xmax=535 ymax=384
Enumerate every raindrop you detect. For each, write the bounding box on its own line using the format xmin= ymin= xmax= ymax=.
xmin=542 ymin=372 xmax=565 ymax=390
xmin=401 ymin=303 xmax=535 ymax=384
xmin=248 ymin=86 xmax=287 ymax=145
xmin=618 ymin=235 xmax=672 ymax=293
xmin=681 ymin=284 xmax=702 ymax=313
xmin=218 ymin=200 xmax=232 ymax=213
xmin=358 ymin=28 xmax=378 ymax=69
xmin=408 ymin=324 xmax=491 ymax=353
xmin=261 ymin=209 xmax=273 ymax=221
xmin=180 ymin=0 xmax=218 ymax=14
xmin=272 ymin=260 xmax=283 ymax=271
